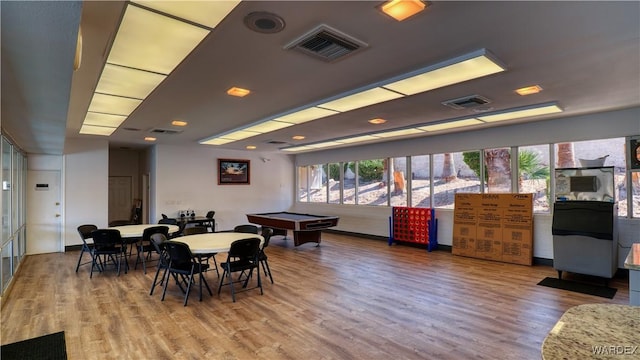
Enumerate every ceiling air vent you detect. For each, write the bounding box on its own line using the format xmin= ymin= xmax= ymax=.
xmin=283 ymin=24 xmax=368 ymax=62
xmin=148 ymin=128 xmax=183 ymax=135
xmin=442 ymin=95 xmax=491 ymax=110
xmin=266 ymin=140 xmax=288 ymax=145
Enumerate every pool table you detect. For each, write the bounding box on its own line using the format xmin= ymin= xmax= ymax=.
xmin=246 ymin=212 xmax=339 ymax=246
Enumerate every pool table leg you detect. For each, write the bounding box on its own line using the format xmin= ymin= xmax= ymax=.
xmin=293 ymin=230 xmax=321 ymax=247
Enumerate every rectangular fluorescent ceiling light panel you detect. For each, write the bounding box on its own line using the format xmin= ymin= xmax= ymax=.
xmin=282 ymin=146 xmax=314 ymax=152
xmin=107 ymin=5 xmax=210 ymax=75
xmin=384 ymin=51 xmax=505 ymax=96
xmin=478 ymin=104 xmax=562 ymax=122
xmin=133 ymin=0 xmax=240 ymax=29
xmin=306 ymin=141 xmax=345 ymax=149
xmin=220 ymin=129 xmax=261 ymax=140
xmin=373 ymin=128 xmax=425 ymax=138
xmin=96 ymin=63 xmax=166 ymax=99
xmin=337 ymin=135 xmax=381 ymax=143
xmin=88 ymin=93 xmax=142 ymax=116
xmin=83 ymin=112 xmax=127 ymax=128
xmin=244 ymin=121 xmax=295 ymax=133
xmin=418 ymin=118 xmax=484 ymax=131
xmin=200 ymin=137 xmax=236 ymax=145
xmin=79 ymin=125 xmax=117 ymax=136
xmin=318 ymin=87 xmax=404 ymax=112
xmin=274 ymin=107 xmax=339 ymax=124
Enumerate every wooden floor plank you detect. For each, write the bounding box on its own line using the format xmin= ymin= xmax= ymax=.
xmin=1 ymin=233 xmax=629 ymax=359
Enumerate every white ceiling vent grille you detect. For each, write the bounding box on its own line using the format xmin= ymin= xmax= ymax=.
xmin=442 ymin=95 xmax=491 ymax=110
xmin=284 ymin=24 xmax=368 ymax=62
xmin=149 ymin=128 xmax=183 ymax=135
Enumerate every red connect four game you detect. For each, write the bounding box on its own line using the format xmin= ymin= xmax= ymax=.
xmin=389 ymin=207 xmax=437 ymax=251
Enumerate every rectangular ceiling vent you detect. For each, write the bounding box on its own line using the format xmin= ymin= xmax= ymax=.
xmin=442 ymin=95 xmax=492 ymax=110
xmin=266 ymin=140 xmax=288 ymax=145
xmin=149 ymin=128 xmax=183 ymax=135
xmin=283 ymin=24 xmax=368 ymax=62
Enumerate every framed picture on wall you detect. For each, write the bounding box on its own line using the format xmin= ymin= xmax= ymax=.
xmin=218 ymin=159 xmax=250 ymax=185
xmin=629 ymin=136 xmax=640 ymax=170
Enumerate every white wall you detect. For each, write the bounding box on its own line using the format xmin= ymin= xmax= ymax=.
xmin=293 ymin=107 xmax=640 ymax=263
xmin=63 ymin=138 xmax=109 ymax=246
xmin=152 ymin=144 xmax=294 ymax=231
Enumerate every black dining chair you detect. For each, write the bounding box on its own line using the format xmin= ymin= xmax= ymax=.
xmin=135 ymin=225 xmax=169 ymax=274
xmin=259 ymin=227 xmax=275 ymax=284
xmin=182 ymin=226 xmax=219 ymax=277
xmin=149 ymin=233 xmax=186 ymax=296
xmin=204 ymin=210 xmax=215 ymax=232
xmin=161 ymin=241 xmax=212 ymax=306
xmin=217 ymin=237 xmax=263 ymax=302
xmin=75 ymin=224 xmax=97 ymax=273
xmin=233 ymin=224 xmax=259 ymax=234
xmin=90 ymin=229 xmax=126 ymax=278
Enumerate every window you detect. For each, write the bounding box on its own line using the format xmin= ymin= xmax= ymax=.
xmin=411 ymin=155 xmax=431 ymax=208
xmin=309 ymin=164 xmax=327 ymax=203
xmin=297 ymin=166 xmax=309 ymax=202
xmin=434 ymin=152 xmax=480 ymax=209
xmin=328 ymin=162 xmax=341 ymax=204
xmin=484 ymin=147 xmax=512 ymax=193
xmin=518 ymin=145 xmax=551 ymax=213
xmin=632 ymin=172 xmax=640 ymax=218
xmin=357 ymin=159 xmax=386 ymax=206
xmin=343 ymin=161 xmax=356 ymax=204
xmin=390 ymin=157 xmax=408 ymax=207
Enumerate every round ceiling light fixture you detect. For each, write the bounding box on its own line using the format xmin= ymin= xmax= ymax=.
xmin=244 ymin=12 xmax=285 ymax=34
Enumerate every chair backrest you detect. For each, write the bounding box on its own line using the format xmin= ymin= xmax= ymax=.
xmin=77 ymin=224 xmax=98 ymax=241
xmin=91 ymin=229 xmax=122 ymax=249
xmin=205 ymin=210 xmax=215 ymax=219
xmin=228 ymin=238 xmax=261 ymax=260
xmin=233 ymin=224 xmax=259 ymax=234
xmin=164 ymin=241 xmax=194 ymax=267
xmin=150 ymin=233 xmax=168 ymax=253
xmin=182 ymin=226 xmax=207 ymax=236
xmin=142 ymin=225 xmax=170 ymax=242
xmin=260 ymin=227 xmax=274 ymax=249
xmin=158 ymin=218 xmax=178 ymax=225
xmin=162 ymin=213 xmax=168 ymax=219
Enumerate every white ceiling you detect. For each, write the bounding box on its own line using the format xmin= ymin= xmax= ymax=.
xmin=2 ymin=1 xmax=639 ymax=155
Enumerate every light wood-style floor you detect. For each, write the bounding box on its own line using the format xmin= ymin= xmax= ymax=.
xmin=1 ymin=233 xmax=629 ymax=360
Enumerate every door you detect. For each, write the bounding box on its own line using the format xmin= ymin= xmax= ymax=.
xmin=26 ymin=170 xmax=62 ymax=254
xmin=108 ymin=176 xmax=132 ymax=223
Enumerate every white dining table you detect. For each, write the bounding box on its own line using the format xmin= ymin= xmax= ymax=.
xmin=108 ymin=224 xmax=180 ymax=238
xmin=174 ymin=232 xmax=264 ymax=254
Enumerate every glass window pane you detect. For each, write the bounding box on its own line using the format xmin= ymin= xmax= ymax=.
xmin=12 ymin=147 xmax=19 ymax=234
xmin=1 ymin=242 xmax=11 ymax=291
xmin=555 ymin=138 xmax=626 ymax=216
xmin=390 ymin=157 xmax=407 ymax=207
xmin=411 ymin=155 xmax=431 ymax=208
xmin=518 ymin=145 xmax=551 ymax=213
xmin=343 ymin=161 xmax=356 ymax=205
xmin=297 ymin=166 xmax=309 ymax=202
xmin=328 ymin=162 xmax=341 ymax=204
xmin=485 ymin=147 xmax=512 ymax=193
xmin=2 ymin=138 xmax=11 ymax=243
xmin=434 ymin=152 xmax=480 ymax=209
xmin=309 ymin=164 xmax=327 ymax=203
xmin=357 ymin=159 xmax=386 ymax=206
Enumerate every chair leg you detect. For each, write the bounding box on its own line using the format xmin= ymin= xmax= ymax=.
xmin=262 ymin=259 xmax=274 ymax=284
xmin=75 ymin=248 xmax=86 ymax=272
xmin=184 ymin=268 xmax=194 ymax=306
xmin=217 ymin=269 xmax=227 ymax=295
xmin=228 ymin=268 xmax=236 ymax=302
xmin=150 ymin=265 xmax=167 ymax=295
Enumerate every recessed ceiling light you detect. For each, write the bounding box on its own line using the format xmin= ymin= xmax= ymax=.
xmin=227 ymin=87 xmax=251 ymax=97
xmin=368 ymin=118 xmax=387 ymax=125
xmin=171 ymin=120 xmax=188 ymax=126
xmin=292 ymin=135 xmax=306 ymax=140
xmin=144 ymin=137 xmax=156 ymax=141
xmin=380 ymin=0 xmax=427 ymax=21
xmin=515 ymin=85 xmax=543 ymax=96
xmin=246 ymin=145 xmax=257 ymax=150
